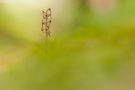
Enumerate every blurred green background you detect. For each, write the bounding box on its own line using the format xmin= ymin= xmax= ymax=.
xmin=0 ymin=0 xmax=135 ymax=90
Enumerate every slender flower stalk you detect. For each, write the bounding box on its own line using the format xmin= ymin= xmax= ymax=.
xmin=41 ymin=8 xmax=52 ymax=50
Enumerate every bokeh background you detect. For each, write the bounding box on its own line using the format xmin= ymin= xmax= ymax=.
xmin=0 ymin=0 xmax=135 ymax=90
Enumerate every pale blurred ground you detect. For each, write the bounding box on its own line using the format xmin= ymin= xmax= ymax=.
xmin=0 ymin=0 xmax=135 ymax=90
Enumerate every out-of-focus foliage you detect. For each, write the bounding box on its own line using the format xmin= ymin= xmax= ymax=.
xmin=0 ymin=0 xmax=135 ymax=90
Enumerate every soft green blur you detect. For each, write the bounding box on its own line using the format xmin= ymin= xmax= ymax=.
xmin=0 ymin=0 xmax=135 ymax=90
